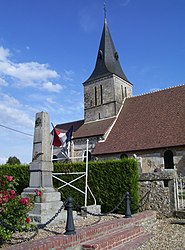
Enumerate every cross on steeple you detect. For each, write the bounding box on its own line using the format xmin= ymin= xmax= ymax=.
xmin=104 ymin=0 xmax=107 ymax=19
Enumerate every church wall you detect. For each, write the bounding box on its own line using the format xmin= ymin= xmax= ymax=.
xmin=84 ymin=75 xmax=133 ymax=122
xmin=114 ymin=76 xmax=132 ymax=102
xmin=95 ymin=146 xmax=185 ymax=176
xmin=72 ymin=137 xmax=100 ymax=162
xmin=84 ymin=76 xmax=116 ymax=122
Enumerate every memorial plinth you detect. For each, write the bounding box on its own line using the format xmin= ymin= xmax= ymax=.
xmin=22 ymin=112 xmax=65 ymax=224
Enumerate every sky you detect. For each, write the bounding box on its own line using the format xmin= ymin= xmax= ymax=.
xmin=0 ymin=0 xmax=185 ymax=164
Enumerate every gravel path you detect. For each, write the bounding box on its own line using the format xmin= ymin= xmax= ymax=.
xmin=1 ymin=215 xmax=185 ymax=249
xmin=137 ymin=218 xmax=185 ymax=250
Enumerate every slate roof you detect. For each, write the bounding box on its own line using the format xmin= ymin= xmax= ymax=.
xmin=56 ymin=117 xmax=115 ymax=139
xmin=84 ymin=19 xmax=129 ymax=84
xmin=93 ymin=85 xmax=185 ymax=155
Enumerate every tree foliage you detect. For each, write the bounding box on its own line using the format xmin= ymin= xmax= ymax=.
xmin=6 ymin=156 xmax=21 ymax=165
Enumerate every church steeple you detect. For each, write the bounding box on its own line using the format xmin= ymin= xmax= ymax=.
xmin=83 ymin=14 xmax=132 ymax=123
xmin=84 ymin=18 xmax=129 ymax=84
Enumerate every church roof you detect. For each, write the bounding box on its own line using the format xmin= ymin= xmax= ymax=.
xmin=84 ymin=19 xmax=129 ymax=84
xmin=56 ymin=117 xmax=115 ymax=139
xmin=93 ymin=84 xmax=185 ymax=155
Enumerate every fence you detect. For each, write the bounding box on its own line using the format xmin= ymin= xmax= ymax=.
xmin=174 ymin=176 xmax=185 ymax=211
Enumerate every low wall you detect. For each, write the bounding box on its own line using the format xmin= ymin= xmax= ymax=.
xmin=139 ymin=170 xmax=177 ymax=218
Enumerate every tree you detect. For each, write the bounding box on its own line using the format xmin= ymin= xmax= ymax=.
xmin=6 ymin=156 xmax=21 ymax=165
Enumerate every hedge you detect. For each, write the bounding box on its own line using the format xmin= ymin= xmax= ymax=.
xmin=0 ymin=158 xmax=139 ymax=213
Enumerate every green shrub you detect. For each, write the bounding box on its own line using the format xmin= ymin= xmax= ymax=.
xmin=53 ymin=158 xmax=139 ymax=213
xmin=0 ymin=159 xmax=139 ymax=214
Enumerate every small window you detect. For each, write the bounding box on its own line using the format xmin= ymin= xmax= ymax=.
xmin=120 ymin=153 xmax=128 ymax=159
xmin=164 ymin=150 xmax=174 ymax=169
xmin=125 ymin=87 xmax=127 ymax=98
xmin=84 ymin=151 xmax=92 ymax=162
xmin=94 ymin=87 xmax=97 ymax=106
xmin=164 ymin=180 xmax=169 ymax=187
xmin=100 ymin=85 xmax=103 ymax=104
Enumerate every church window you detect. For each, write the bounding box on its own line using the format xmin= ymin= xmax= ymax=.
xmin=83 ymin=151 xmax=92 ymax=162
xmin=164 ymin=150 xmax=174 ymax=169
xmin=125 ymin=87 xmax=127 ymax=97
xmin=94 ymin=86 xmax=97 ymax=106
xmin=120 ymin=153 xmax=128 ymax=159
xmin=100 ymin=85 xmax=103 ymax=104
xmin=114 ymin=51 xmax=119 ymax=60
xmin=121 ymin=85 xmax=124 ymax=99
xmin=98 ymin=112 xmax=101 ymax=119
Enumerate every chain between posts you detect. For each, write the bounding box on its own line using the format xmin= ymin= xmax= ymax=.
xmin=130 ymin=189 xmax=151 ymax=211
xmin=77 ymin=193 xmax=126 ymax=217
xmin=0 ymin=191 xmax=149 ymax=245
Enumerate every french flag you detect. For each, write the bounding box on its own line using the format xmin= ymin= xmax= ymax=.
xmin=52 ymin=125 xmax=73 ymax=148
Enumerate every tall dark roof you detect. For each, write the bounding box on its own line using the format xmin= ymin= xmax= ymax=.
xmin=93 ymin=85 xmax=185 ymax=155
xmin=84 ymin=19 xmax=129 ymax=84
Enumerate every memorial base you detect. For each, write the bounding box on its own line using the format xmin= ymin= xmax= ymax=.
xmin=22 ymin=188 xmax=76 ymax=224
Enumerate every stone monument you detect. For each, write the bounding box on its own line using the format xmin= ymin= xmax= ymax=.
xmin=22 ymin=112 xmax=65 ymax=224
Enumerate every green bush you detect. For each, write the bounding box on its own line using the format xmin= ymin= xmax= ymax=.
xmin=0 ymin=159 xmax=139 ymax=213
xmin=53 ymin=158 xmax=139 ymax=213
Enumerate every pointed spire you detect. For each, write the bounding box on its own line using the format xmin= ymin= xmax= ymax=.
xmin=84 ymin=16 xmax=129 ymax=84
xmin=104 ymin=0 xmax=107 ymax=20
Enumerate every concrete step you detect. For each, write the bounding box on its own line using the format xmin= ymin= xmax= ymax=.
xmin=81 ymin=226 xmax=145 ymax=250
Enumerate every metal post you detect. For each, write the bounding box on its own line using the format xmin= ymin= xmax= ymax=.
xmin=124 ymin=192 xmax=132 ymax=218
xmin=64 ymin=197 xmax=76 ymax=235
xmin=84 ymin=139 xmax=89 ymax=207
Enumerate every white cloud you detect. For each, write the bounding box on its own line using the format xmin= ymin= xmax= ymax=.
xmin=0 ymin=93 xmax=34 ymax=128
xmin=0 ymin=78 xmax=8 ymax=86
xmin=0 ymin=46 xmax=10 ymax=61
xmin=46 ymin=97 xmax=56 ymax=104
xmin=63 ymin=70 xmax=74 ymax=81
xmin=0 ymin=46 xmax=62 ymax=91
xmin=42 ymin=81 xmax=63 ymax=93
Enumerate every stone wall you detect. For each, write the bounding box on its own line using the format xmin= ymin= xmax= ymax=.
xmin=96 ymin=146 xmax=185 ymax=176
xmin=139 ymin=170 xmax=177 ymax=218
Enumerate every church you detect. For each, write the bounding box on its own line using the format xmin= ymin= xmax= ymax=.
xmin=55 ymin=17 xmax=185 ymax=176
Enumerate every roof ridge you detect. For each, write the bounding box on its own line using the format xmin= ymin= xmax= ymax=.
xmin=129 ymin=83 xmax=185 ymax=99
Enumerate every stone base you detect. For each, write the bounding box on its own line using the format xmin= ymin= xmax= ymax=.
xmin=22 ymin=188 xmax=77 ymax=224
xmin=81 ymin=205 xmax=101 ymax=217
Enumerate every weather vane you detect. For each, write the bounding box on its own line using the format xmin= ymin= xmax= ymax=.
xmin=104 ymin=0 xmax=107 ymax=19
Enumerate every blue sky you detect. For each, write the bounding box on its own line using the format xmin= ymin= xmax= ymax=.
xmin=0 ymin=0 xmax=184 ymax=164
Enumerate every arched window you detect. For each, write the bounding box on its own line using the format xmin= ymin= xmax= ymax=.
xmin=84 ymin=151 xmax=92 ymax=162
xmin=164 ymin=150 xmax=174 ymax=169
xmin=120 ymin=153 xmax=128 ymax=159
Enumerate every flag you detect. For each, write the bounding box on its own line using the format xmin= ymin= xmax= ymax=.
xmin=51 ymin=124 xmax=62 ymax=147
xmin=51 ymin=124 xmax=73 ymax=148
xmin=66 ymin=126 xmax=73 ymax=144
